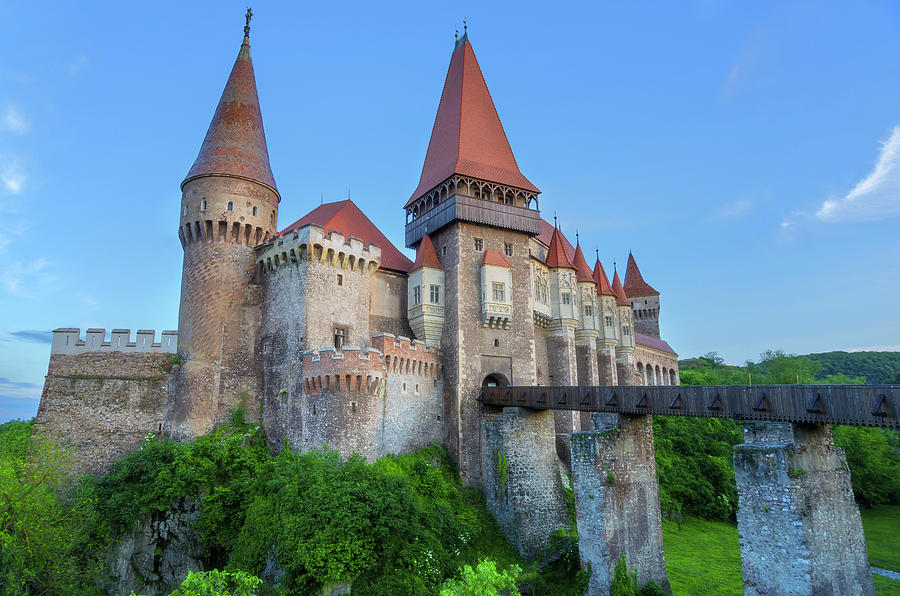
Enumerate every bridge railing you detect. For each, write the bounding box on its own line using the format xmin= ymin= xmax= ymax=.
xmin=479 ymin=384 xmax=899 ymax=428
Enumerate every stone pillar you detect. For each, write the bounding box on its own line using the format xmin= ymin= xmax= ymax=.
xmin=481 ymin=407 xmax=570 ymax=560
xmin=548 ymin=325 xmax=579 ymax=464
xmin=734 ymin=422 xmax=874 ymax=596
xmin=575 ymin=331 xmax=599 ymax=431
xmin=571 ymin=413 xmax=669 ymax=595
xmin=597 ymin=339 xmax=618 ymax=386
xmin=615 ymin=346 xmax=636 ymax=386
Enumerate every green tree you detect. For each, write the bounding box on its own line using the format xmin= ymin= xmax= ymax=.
xmin=167 ymin=570 xmax=261 ymax=596
xmin=439 ymin=560 xmax=521 ymax=596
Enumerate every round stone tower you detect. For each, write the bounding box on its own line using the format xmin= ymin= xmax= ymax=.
xmin=169 ymin=12 xmax=279 ymax=438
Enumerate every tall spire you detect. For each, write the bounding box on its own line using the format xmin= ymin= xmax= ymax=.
xmin=611 ymin=270 xmax=629 ymax=306
xmin=623 ymin=253 xmax=659 ymax=297
xmin=572 ymin=241 xmax=594 ymax=283
xmin=545 ymin=226 xmax=575 ymax=269
xmin=182 ymin=9 xmax=278 ymax=195
xmin=593 ymin=258 xmax=615 ymax=296
xmin=407 ymin=34 xmax=538 ymax=206
xmin=413 ymin=234 xmax=443 ymax=270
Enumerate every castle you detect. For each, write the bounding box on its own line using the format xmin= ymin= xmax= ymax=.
xmin=35 ymin=16 xmax=679 ymax=482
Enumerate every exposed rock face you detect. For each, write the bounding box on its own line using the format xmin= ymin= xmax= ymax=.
xmin=103 ymin=499 xmax=206 ymax=596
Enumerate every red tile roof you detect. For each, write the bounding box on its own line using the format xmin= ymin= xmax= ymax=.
xmin=535 ymin=218 xmax=575 ymax=261
xmin=407 ymin=36 xmax=538 ymax=206
xmin=635 ymin=332 xmax=677 ymax=355
xmin=183 ymin=35 xmax=278 ymax=194
xmin=545 ymin=226 xmax=575 ymax=269
xmin=482 ymin=250 xmax=512 ymax=268
xmin=623 ymin=253 xmax=659 ymax=297
xmin=611 ymin=271 xmax=629 ymax=306
xmin=278 ymin=200 xmax=414 ymax=273
xmin=572 ymin=243 xmax=595 ymax=283
xmin=593 ymin=259 xmax=615 ymax=296
xmin=413 ymin=234 xmax=443 ymax=270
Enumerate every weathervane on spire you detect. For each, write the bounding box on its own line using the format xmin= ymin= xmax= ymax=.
xmin=455 ymin=29 xmax=459 ymax=41
xmin=576 ymin=230 xmax=580 ymax=245
xmin=244 ymin=7 xmax=253 ymax=39
xmin=463 ymin=18 xmax=467 ymax=34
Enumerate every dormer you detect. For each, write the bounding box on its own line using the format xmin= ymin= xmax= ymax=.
xmin=481 ymin=250 xmax=513 ymax=329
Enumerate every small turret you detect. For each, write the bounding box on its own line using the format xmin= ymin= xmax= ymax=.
xmin=545 ymin=226 xmax=577 ymax=325
xmin=623 ymin=253 xmax=660 ymax=339
xmin=612 ymin=267 xmax=637 ymax=385
xmin=408 ymin=234 xmax=445 ymax=345
xmin=572 ymin=239 xmax=597 ymax=333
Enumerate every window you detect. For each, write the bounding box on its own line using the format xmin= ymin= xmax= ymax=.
xmin=584 ymin=305 xmax=593 ymax=317
xmin=430 ymin=284 xmax=440 ymax=303
xmin=442 ymin=246 xmax=447 ymax=256
xmin=227 ymin=201 xmax=234 ymax=211
xmin=336 ymin=274 xmax=343 ymax=286
xmin=252 ymin=206 xmax=258 ymax=216
xmin=474 ymin=238 xmax=484 ymax=251
xmin=504 ymin=243 xmax=513 ymax=257
xmin=413 ymin=286 xmax=422 ymax=305
xmin=494 ymin=338 xmax=500 ymax=347
xmin=561 ymin=292 xmax=570 ymax=305
xmin=492 ymin=282 xmax=505 ymax=302
xmin=605 ymin=316 xmax=614 ymax=327
xmin=333 ymin=326 xmax=347 ymax=350
xmin=623 ymin=326 xmax=631 ymax=336
xmin=200 ymin=200 xmax=207 ymax=211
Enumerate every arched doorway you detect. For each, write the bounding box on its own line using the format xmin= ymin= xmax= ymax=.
xmin=482 ymin=373 xmax=509 ymax=387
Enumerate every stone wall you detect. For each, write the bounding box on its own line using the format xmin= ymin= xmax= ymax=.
xmin=371 ymin=269 xmax=414 ymax=339
xmin=35 ymin=351 xmax=172 ymax=473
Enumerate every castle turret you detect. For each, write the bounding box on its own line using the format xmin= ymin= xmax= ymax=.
xmin=408 ymin=234 xmax=445 ymax=346
xmin=623 ymin=252 xmax=660 ymax=339
xmin=593 ymin=255 xmax=619 ymax=385
xmin=612 ymin=268 xmax=637 ymax=385
xmin=171 ymin=11 xmax=279 ymax=438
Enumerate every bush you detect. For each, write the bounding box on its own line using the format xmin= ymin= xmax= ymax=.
xmin=439 ymin=559 xmax=520 ymax=596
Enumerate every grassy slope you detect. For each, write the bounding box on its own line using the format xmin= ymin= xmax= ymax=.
xmin=661 ymin=506 xmax=900 ymax=595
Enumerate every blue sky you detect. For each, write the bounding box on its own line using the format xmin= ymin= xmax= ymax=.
xmin=2 ymin=1 xmax=899 ymax=421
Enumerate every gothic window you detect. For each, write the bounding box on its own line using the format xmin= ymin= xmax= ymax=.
xmin=227 ymin=201 xmax=234 ymax=211
xmin=333 ymin=326 xmax=347 ymax=350
xmin=605 ymin=315 xmax=614 ymax=327
xmin=623 ymin=326 xmax=631 ymax=336
xmin=429 ymin=284 xmax=440 ymax=303
xmin=413 ymin=286 xmax=422 ymax=305
xmin=252 ymin=206 xmax=258 ymax=216
xmin=492 ymin=282 xmax=505 ymax=302
xmin=474 ymin=238 xmax=484 ymax=251
xmin=533 ymin=268 xmax=549 ymax=305
xmin=336 ymin=274 xmax=343 ymax=286
xmin=504 ymin=243 xmax=513 ymax=257
xmin=200 ymin=199 xmax=207 ymax=211
xmin=584 ymin=305 xmax=593 ymax=317
xmin=561 ymin=292 xmax=571 ymax=305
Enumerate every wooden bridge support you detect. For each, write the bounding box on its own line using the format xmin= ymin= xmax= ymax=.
xmin=480 ymin=407 xmax=570 ymax=560
xmin=734 ymin=421 xmax=875 ymax=596
xmin=571 ymin=413 xmax=669 ymax=595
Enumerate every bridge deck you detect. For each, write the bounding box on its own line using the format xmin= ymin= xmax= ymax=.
xmin=479 ymin=385 xmax=899 ymax=428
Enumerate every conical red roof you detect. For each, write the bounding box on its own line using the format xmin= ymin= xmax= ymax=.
xmin=413 ymin=234 xmax=443 ymax=270
xmin=545 ymin=226 xmax=575 ymax=269
xmin=406 ymin=35 xmax=538 ymax=206
xmin=183 ymin=32 xmax=277 ymax=194
xmin=611 ymin=271 xmax=629 ymax=306
xmin=572 ymin=243 xmax=594 ymax=283
xmin=593 ymin=259 xmax=615 ymax=296
xmin=623 ymin=253 xmax=659 ymax=297
xmin=483 ymin=250 xmax=512 ymax=268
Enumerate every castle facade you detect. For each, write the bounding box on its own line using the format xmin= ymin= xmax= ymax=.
xmin=35 ymin=20 xmax=678 ymax=480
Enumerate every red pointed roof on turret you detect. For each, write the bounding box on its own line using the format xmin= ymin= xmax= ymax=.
xmin=406 ymin=35 xmax=538 ymax=207
xmin=482 ymin=250 xmax=513 ymax=268
xmin=413 ymin=234 xmax=443 ymax=270
xmin=593 ymin=259 xmax=615 ymax=296
xmin=611 ymin=270 xmax=629 ymax=306
xmin=278 ymin=200 xmax=414 ymax=273
xmin=183 ymin=21 xmax=278 ymax=194
xmin=545 ymin=226 xmax=575 ymax=269
xmin=572 ymin=242 xmax=594 ymax=284
xmin=623 ymin=253 xmax=659 ymax=297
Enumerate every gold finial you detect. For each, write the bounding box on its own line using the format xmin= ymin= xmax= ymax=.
xmin=463 ymin=18 xmax=467 ymax=34
xmin=244 ymin=7 xmax=253 ymax=39
xmin=455 ymin=29 xmax=459 ymax=41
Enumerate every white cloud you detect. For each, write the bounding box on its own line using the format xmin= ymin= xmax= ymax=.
xmin=711 ymin=197 xmax=754 ymax=220
xmin=815 ymin=125 xmax=900 ymax=223
xmin=2 ymin=106 xmax=29 ymax=135
xmin=846 ymin=345 xmax=900 ymax=353
xmin=1 ymin=258 xmax=58 ymax=298
xmin=68 ymin=55 xmax=87 ymax=77
xmin=1 ymin=159 xmax=26 ymax=194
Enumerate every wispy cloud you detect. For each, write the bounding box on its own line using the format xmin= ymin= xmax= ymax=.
xmin=0 ymin=377 xmax=42 ymax=399
xmin=2 ymin=105 xmax=29 ymax=135
xmin=846 ymin=345 xmax=900 ymax=353
xmin=1 ymin=159 xmax=26 ymax=194
xmin=67 ymin=55 xmax=87 ymax=78
xmin=814 ymin=126 xmax=900 ymax=223
xmin=1 ymin=258 xmax=59 ymax=298
xmin=9 ymin=330 xmax=52 ymax=344
xmin=711 ymin=197 xmax=754 ymax=220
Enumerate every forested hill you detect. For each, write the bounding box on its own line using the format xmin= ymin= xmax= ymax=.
xmin=680 ymin=350 xmax=900 ymax=385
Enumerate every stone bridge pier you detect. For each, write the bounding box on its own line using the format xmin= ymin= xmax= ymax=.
xmin=734 ymin=421 xmax=875 ymax=596
xmin=571 ymin=413 xmax=669 ymax=595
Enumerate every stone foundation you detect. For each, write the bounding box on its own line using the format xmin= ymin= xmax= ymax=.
xmin=734 ymin=421 xmax=874 ymax=596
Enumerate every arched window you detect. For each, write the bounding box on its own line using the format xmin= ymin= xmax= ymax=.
xmin=252 ymin=206 xmax=258 ymax=216
xmin=637 ymin=363 xmax=645 ymax=385
xmin=200 ymin=199 xmax=207 ymax=211
xmin=227 ymin=201 xmax=234 ymax=211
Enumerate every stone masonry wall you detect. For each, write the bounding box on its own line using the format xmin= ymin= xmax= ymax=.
xmin=734 ymin=422 xmax=874 ymax=596
xmin=35 ymin=352 xmax=172 ymax=473
xmin=370 ymin=270 xmax=415 ymax=339
xmin=571 ymin=413 xmax=669 ymax=595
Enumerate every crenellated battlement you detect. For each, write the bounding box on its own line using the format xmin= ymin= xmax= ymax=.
xmin=256 ymin=223 xmax=382 ymax=276
xmin=301 ymin=345 xmax=385 ymax=396
xmin=51 ymin=328 xmax=177 ymax=355
xmin=371 ymin=333 xmax=442 ymax=379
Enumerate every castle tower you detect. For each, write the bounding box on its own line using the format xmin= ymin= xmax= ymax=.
xmin=623 ymin=252 xmax=660 ymax=339
xmin=572 ymin=239 xmax=600 ymax=429
xmin=592 ymin=256 xmax=619 ymax=385
xmin=408 ymin=234 xmax=445 ymax=346
xmin=170 ymin=12 xmax=279 ymax=438
xmin=612 ymin=268 xmax=637 ymax=385
xmin=405 ymin=32 xmax=542 ymax=485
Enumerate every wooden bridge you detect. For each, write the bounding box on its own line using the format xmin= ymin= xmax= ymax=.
xmin=480 ymin=384 xmax=899 ymax=428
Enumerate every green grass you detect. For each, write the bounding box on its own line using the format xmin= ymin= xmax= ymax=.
xmin=662 ymin=507 xmax=900 ymax=595
xmin=861 ymin=506 xmax=900 ymax=572
xmin=661 ymin=517 xmax=742 ymax=595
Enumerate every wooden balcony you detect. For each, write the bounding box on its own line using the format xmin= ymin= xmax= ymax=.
xmin=405 ymin=193 xmax=542 ymax=248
